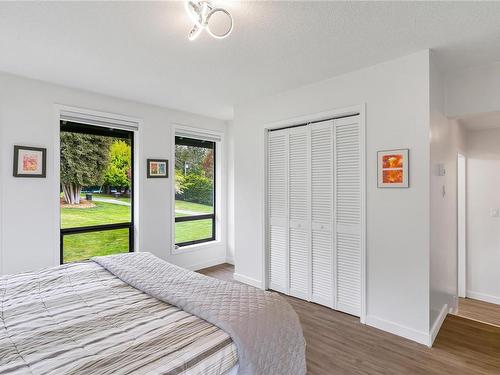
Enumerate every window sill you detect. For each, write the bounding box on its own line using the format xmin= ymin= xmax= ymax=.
xmin=171 ymin=240 xmax=222 ymax=255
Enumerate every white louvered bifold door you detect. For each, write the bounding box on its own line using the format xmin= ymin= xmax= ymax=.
xmin=334 ymin=116 xmax=362 ymax=317
xmin=268 ymin=129 xmax=289 ymax=294
xmin=310 ymin=120 xmax=334 ymax=307
xmin=288 ymin=126 xmax=310 ymax=300
xmin=267 ymin=115 xmax=362 ymax=318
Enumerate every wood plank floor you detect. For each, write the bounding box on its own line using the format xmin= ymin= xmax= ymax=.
xmin=456 ymin=297 xmax=500 ymax=327
xmin=199 ymin=263 xmax=500 ymax=375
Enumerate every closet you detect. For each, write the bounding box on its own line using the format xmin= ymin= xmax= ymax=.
xmin=267 ymin=115 xmax=362 ymax=317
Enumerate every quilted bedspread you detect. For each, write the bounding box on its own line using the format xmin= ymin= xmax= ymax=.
xmin=93 ymin=252 xmax=307 ymax=375
xmin=0 ymin=261 xmax=238 ymax=374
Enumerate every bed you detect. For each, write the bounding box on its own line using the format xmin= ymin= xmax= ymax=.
xmin=0 ymin=253 xmax=306 ymax=375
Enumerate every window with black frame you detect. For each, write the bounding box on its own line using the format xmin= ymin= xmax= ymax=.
xmin=175 ymin=136 xmax=216 ymax=247
xmin=60 ymin=121 xmax=134 ymax=263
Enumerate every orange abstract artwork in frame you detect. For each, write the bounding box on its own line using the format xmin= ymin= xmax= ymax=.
xmin=378 ymin=149 xmax=409 ymax=188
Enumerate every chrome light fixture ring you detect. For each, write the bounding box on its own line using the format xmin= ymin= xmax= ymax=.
xmin=205 ymin=7 xmax=233 ymax=39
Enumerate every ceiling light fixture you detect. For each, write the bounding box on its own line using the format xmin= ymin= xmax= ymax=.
xmin=185 ymin=1 xmax=233 ymax=41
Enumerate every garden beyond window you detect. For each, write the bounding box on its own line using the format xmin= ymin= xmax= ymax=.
xmin=60 ymin=122 xmax=134 ymax=263
xmin=175 ymin=136 xmax=216 ymax=247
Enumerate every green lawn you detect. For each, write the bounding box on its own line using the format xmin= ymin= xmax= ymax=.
xmin=175 ymin=219 xmax=213 ymax=244
xmin=175 ymin=200 xmax=213 ymax=215
xmin=63 ymin=228 xmax=129 ymax=263
xmin=61 ymin=201 xmax=131 ymax=228
xmin=61 ymin=199 xmax=213 ymax=262
xmin=174 ymin=200 xmax=213 ymax=243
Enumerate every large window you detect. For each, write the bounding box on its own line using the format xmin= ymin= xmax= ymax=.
xmin=60 ymin=121 xmax=134 ymax=263
xmin=175 ymin=136 xmax=216 ymax=247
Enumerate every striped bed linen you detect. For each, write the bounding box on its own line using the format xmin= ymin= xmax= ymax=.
xmin=0 ymin=261 xmax=238 ymax=375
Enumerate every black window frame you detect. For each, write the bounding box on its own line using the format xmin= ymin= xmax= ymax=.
xmin=175 ymin=136 xmax=216 ymax=247
xmin=59 ymin=121 xmax=135 ymax=264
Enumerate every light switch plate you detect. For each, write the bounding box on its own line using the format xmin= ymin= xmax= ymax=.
xmin=490 ymin=208 xmax=499 ymax=218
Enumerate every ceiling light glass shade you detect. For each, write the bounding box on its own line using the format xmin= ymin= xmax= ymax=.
xmin=185 ymin=0 xmax=233 ymax=40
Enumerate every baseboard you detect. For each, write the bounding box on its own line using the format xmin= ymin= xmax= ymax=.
xmin=449 ymin=295 xmax=458 ymax=315
xmin=185 ymin=257 xmax=227 ymax=272
xmin=467 ymin=291 xmax=500 ymax=305
xmin=225 ymin=255 xmax=234 ymax=265
xmin=365 ymin=315 xmax=430 ymax=346
xmin=430 ymin=304 xmax=448 ymax=346
xmin=233 ymin=272 xmax=263 ymax=289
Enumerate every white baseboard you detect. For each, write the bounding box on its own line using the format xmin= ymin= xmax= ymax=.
xmin=233 ymin=272 xmax=263 ymax=289
xmin=225 ymin=255 xmax=234 ymax=265
xmin=449 ymin=295 xmax=458 ymax=315
xmin=185 ymin=257 xmax=227 ymax=272
xmin=467 ymin=291 xmax=500 ymax=305
xmin=430 ymin=304 xmax=448 ymax=346
xmin=365 ymin=315 xmax=430 ymax=346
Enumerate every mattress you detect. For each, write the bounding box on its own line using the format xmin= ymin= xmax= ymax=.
xmin=0 ymin=262 xmax=238 ymax=375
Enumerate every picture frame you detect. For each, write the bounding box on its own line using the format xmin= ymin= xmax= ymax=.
xmin=147 ymin=159 xmax=169 ymax=178
xmin=13 ymin=145 xmax=47 ymax=178
xmin=377 ymin=149 xmax=409 ymax=188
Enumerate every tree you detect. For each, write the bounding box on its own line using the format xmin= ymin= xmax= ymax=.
xmin=202 ymin=150 xmax=214 ymax=179
xmin=60 ymin=132 xmax=111 ymax=205
xmin=104 ymin=140 xmax=131 ymax=190
xmin=175 ymin=144 xmax=207 ymax=175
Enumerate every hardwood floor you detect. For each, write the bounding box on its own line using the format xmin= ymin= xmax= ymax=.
xmin=456 ymin=297 xmax=500 ymax=327
xmin=199 ymin=264 xmax=500 ymax=375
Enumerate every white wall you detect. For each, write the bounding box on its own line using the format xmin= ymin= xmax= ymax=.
xmin=0 ymin=72 xmax=228 ymax=275
xmin=466 ymin=127 xmax=500 ymax=304
xmin=429 ymin=58 xmax=466 ymax=336
xmin=226 ymin=120 xmax=235 ymax=265
xmin=232 ymin=50 xmax=432 ymax=343
xmin=445 ymin=62 xmax=500 ymax=118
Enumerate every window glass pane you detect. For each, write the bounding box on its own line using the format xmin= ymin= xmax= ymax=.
xmin=60 ymin=131 xmax=132 ymax=228
xmin=175 ymin=141 xmax=214 ymax=218
xmin=175 ymin=219 xmax=213 ymax=244
xmin=63 ymin=228 xmax=129 ymax=263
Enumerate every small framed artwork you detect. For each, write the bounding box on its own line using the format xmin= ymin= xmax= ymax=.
xmin=377 ymin=149 xmax=409 ymax=188
xmin=147 ymin=159 xmax=169 ymax=178
xmin=13 ymin=145 xmax=47 ymax=178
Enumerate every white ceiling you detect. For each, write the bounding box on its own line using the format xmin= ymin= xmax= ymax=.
xmin=1 ymin=1 xmax=500 ymax=120
xmin=458 ymin=111 xmax=500 ymax=131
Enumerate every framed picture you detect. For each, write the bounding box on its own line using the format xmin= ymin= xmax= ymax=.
xmin=147 ymin=159 xmax=169 ymax=178
xmin=377 ymin=149 xmax=409 ymax=188
xmin=13 ymin=145 xmax=47 ymax=178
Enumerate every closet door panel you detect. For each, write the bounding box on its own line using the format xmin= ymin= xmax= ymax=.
xmin=288 ymin=127 xmax=310 ymax=299
xmin=268 ymin=130 xmax=288 ymax=293
xmin=334 ymin=116 xmax=361 ymax=317
xmin=311 ymin=121 xmax=334 ymax=307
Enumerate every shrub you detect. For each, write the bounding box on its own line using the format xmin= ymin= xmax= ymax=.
xmin=104 ymin=140 xmax=131 ymax=190
xmin=177 ymin=172 xmax=213 ymax=206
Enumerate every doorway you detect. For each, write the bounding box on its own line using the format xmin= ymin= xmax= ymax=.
xmin=59 ymin=121 xmax=134 ymax=264
xmin=454 ymin=123 xmax=500 ymax=327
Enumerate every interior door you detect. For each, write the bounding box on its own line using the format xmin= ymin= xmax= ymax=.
xmin=267 ymin=129 xmax=289 ymax=294
xmin=288 ymin=126 xmax=311 ymax=300
xmin=334 ymin=116 xmax=362 ymax=316
xmin=310 ymin=120 xmax=335 ymax=307
xmin=267 ymin=114 xmax=362 ymax=317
